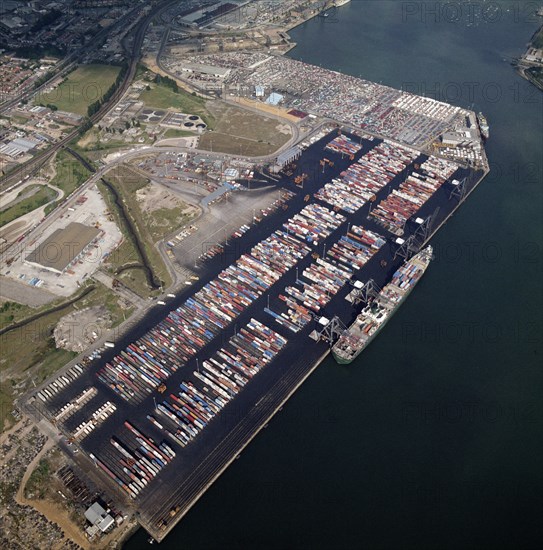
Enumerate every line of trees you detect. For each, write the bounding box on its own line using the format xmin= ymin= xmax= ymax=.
xmin=154 ymin=74 xmax=178 ymax=93
xmin=79 ymin=63 xmax=128 ymax=135
xmin=87 ymin=62 xmax=128 ymax=117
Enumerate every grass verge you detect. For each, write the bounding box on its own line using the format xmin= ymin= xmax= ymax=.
xmin=98 ymin=166 xmax=172 ymax=296
xmin=37 ymin=64 xmax=121 ymax=116
xmin=1 ymin=185 xmax=58 ymax=228
xmin=0 ymin=281 xmax=132 ymax=432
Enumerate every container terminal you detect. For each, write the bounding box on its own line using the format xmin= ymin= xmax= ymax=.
xmin=23 ymin=129 xmax=488 ymax=543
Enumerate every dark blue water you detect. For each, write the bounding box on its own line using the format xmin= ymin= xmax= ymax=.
xmin=126 ymin=2 xmax=543 ymax=548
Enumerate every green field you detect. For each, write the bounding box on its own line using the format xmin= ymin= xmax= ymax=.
xmin=99 ymin=167 xmax=173 ymax=297
xmin=0 ymin=282 xmax=132 ymax=432
xmin=163 ymin=128 xmax=196 ymax=139
xmin=38 ymin=64 xmax=121 ymax=115
xmin=139 ymin=83 xmax=215 ymax=128
xmin=51 ymin=150 xmax=92 ymax=195
xmin=0 ymin=185 xmax=58 ymax=228
xmin=198 ymin=103 xmax=292 ymax=156
xmin=42 ymin=150 xmax=92 ymax=215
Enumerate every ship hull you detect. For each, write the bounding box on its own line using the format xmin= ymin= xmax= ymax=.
xmin=477 ymin=112 xmax=489 ymax=141
xmin=332 ymin=286 xmax=413 ymax=364
xmin=332 ymin=351 xmax=356 ymax=364
xmin=332 ymin=248 xmax=432 ymax=365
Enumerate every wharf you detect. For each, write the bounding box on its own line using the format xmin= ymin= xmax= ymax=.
xmin=23 ymin=130 xmax=487 ymax=543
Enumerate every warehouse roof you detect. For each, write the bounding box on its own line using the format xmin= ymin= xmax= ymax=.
xmin=266 ymin=92 xmax=284 ymax=105
xmin=25 ymin=222 xmax=100 ymax=273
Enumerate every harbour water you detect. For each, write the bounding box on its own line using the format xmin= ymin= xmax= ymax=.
xmin=125 ymin=2 xmax=543 ymax=548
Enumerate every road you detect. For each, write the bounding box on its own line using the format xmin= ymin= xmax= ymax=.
xmin=0 ymin=3 xmax=146 ymax=115
xmin=92 ymin=270 xmax=146 ymax=309
xmin=0 ymin=113 xmax=332 ymax=263
xmin=0 ymin=0 xmax=180 ymax=192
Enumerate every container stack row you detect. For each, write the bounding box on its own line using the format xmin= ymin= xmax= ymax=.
xmin=325 ymin=134 xmax=363 ymax=156
xmin=316 ymin=141 xmax=418 ymax=213
xmin=370 ymin=156 xmax=457 ymax=234
xmin=152 ymin=319 xmax=287 ymax=447
xmin=97 ymin=217 xmax=315 ymax=403
xmin=90 ymin=421 xmax=175 ymax=499
xmin=36 ymin=364 xmax=84 ymax=403
xmin=72 ymin=401 xmax=117 ymax=441
xmin=283 ymin=203 xmax=345 ymax=244
xmin=327 ymin=226 xmax=385 ymax=270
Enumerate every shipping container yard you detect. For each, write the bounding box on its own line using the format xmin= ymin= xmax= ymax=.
xmin=25 ymin=130 xmax=487 ymax=542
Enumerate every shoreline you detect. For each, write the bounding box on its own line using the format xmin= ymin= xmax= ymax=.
xmin=13 ymin=0 xmax=492 ymax=546
xmin=276 ymin=0 xmax=352 ymax=52
xmin=150 ymin=348 xmax=331 ymax=543
xmin=133 ymin=163 xmax=490 ymax=544
xmin=18 ymin=142 xmax=488 ymax=546
xmin=513 ymin=21 xmax=543 ymax=92
xmin=514 ymin=62 xmax=543 ymax=93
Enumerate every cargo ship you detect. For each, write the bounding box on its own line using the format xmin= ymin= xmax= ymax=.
xmin=332 ymin=246 xmax=433 ymax=364
xmin=477 ymin=112 xmax=489 ymax=140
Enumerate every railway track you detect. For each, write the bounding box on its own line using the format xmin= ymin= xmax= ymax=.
xmin=0 ymin=0 xmax=180 ymax=192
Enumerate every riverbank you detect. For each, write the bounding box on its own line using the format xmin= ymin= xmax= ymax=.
xmin=276 ymin=0 xmax=352 ymax=53
xmin=122 ymin=2 xmax=542 ymax=548
xmin=514 ymin=21 xmax=543 ymax=91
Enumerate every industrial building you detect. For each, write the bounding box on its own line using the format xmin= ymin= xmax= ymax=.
xmin=25 ymin=222 xmax=101 ymax=274
xmin=0 ymin=137 xmax=38 ymax=158
xmin=266 ymin=92 xmax=284 ymax=106
xmin=272 ymin=145 xmax=302 ymax=172
xmin=84 ymin=502 xmax=115 ymax=537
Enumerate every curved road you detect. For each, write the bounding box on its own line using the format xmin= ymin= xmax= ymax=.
xmin=0 ymin=0 xmax=180 ymax=191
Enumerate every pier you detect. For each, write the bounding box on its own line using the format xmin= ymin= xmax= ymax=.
xmin=23 ymin=129 xmax=488 ymax=542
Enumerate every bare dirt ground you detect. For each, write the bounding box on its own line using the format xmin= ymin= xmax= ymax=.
xmin=15 ymin=439 xmax=90 ymax=549
xmin=77 ymin=131 xmax=96 ymax=150
xmin=54 ymin=305 xmax=112 ymax=352
xmin=153 ymin=136 xmax=199 ymax=148
xmin=142 ymin=55 xmax=197 ymax=95
xmin=136 ymin=184 xmax=185 ymax=213
xmin=1 ymin=421 xmax=82 ymax=549
xmin=136 ymin=183 xmax=200 ymax=242
xmin=232 ymin=96 xmax=301 ymax=122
